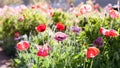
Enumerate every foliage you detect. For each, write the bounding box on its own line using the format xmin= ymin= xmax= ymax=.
xmin=2 ymin=9 xmax=48 ymax=56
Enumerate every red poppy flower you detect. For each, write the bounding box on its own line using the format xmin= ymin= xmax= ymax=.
xmin=37 ymin=44 xmax=49 ymax=57
xmin=35 ymin=24 xmax=46 ymax=32
xmin=100 ymin=27 xmax=119 ymax=37
xmin=16 ymin=41 xmax=30 ymax=51
xmin=37 ymin=48 xmax=48 ymax=57
xmin=105 ymin=29 xmax=119 ymax=37
xmin=109 ymin=9 xmax=119 ymax=19
xmin=36 ymin=5 xmax=41 ymax=8
xmin=31 ymin=5 xmax=36 ymax=9
xmin=86 ymin=47 xmax=100 ymax=59
xmin=15 ymin=32 xmax=20 ymax=37
xmin=104 ymin=31 xmax=110 ymax=36
xmin=56 ymin=22 xmax=65 ymax=31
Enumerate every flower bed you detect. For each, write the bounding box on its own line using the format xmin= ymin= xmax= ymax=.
xmin=1 ymin=2 xmax=120 ymax=68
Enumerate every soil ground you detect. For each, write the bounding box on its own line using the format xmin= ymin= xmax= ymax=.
xmin=0 ymin=46 xmax=12 ymax=68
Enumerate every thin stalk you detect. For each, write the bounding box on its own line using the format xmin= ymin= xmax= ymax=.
xmin=90 ymin=59 xmax=94 ymax=68
xmin=73 ymin=33 xmax=76 ymax=46
xmin=53 ymin=25 xmax=56 ymax=32
xmin=25 ymin=50 xmax=29 ymax=63
xmin=110 ymin=19 xmax=114 ymax=29
xmin=83 ymin=57 xmax=86 ymax=68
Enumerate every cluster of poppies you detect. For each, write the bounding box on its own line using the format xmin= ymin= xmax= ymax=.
xmin=70 ymin=3 xmax=120 ymax=19
xmin=86 ymin=27 xmax=119 ymax=59
xmin=16 ymin=20 xmax=84 ymax=57
xmin=15 ymin=3 xmax=120 ymax=59
xmin=31 ymin=3 xmax=54 ymax=16
xmin=16 ymin=22 xmax=67 ymax=57
xmin=16 ymin=21 xmax=119 ymax=59
xmin=69 ymin=4 xmax=93 ymax=16
xmin=86 ymin=36 xmax=103 ymax=59
xmin=34 ymin=22 xmax=68 ymax=57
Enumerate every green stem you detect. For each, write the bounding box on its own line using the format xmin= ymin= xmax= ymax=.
xmin=110 ymin=19 xmax=115 ymax=29
xmin=53 ymin=25 xmax=56 ymax=32
xmin=25 ymin=50 xmax=29 ymax=63
xmin=74 ymin=34 xmax=76 ymax=46
xmin=90 ymin=59 xmax=94 ymax=68
xmin=110 ymin=21 xmax=113 ymax=29
xmin=83 ymin=57 xmax=86 ymax=68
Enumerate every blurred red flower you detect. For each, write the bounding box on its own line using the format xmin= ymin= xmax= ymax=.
xmin=86 ymin=47 xmax=100 ymax=59
xmin=106 ymin=29 xmax=119 ymax=37
xmin=16 ymin=41 xmax=30 ymax=51
xmin=15 ymin=32 xmax=20 ymax=37
xmin=36 ymin=5 xmax=41 ymax=8
xmin=35 ymin=24 xmax=46 ymax=32
xmin=31 ymin=5 xmax=36 ymax=9
xmin=37 ymin=43 xmax=49 ymax=57
xmin=56 ymin=22 xmax=65 ymax=31
xmin=93 ymin=4 xmax=99 ymax=10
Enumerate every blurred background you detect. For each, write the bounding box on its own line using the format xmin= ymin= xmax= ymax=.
xmin=0 ymin=0 xmax=118 ymax=7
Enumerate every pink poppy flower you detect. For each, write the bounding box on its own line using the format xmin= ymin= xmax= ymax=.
xmin=54 ymin=32 xmax=67 ymax=41
xmin=16 ymin=41 xmax=30 ymax=51
xmin=18 ymin=15 xmax=24 ymax=22
xmin=109 ymin=9 xmax=119 ymax=19
xmin=86 ymin=47 xmax=100 ymax=59
xmin=36 ymin=43 xmax=50 ymax=57
xmin=80 ymin=4 xmax=92 ymax=14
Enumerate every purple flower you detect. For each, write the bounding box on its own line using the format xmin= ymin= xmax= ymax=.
xmin=14 ymin=37 xmax=20 ymax=41
xmin=71 ymin=26 xmax=81 ymax=34
xmin=54 ymin=32 xmax=67 ymax=41
xmin=93 ymin=37 xmax=104 ymax=47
